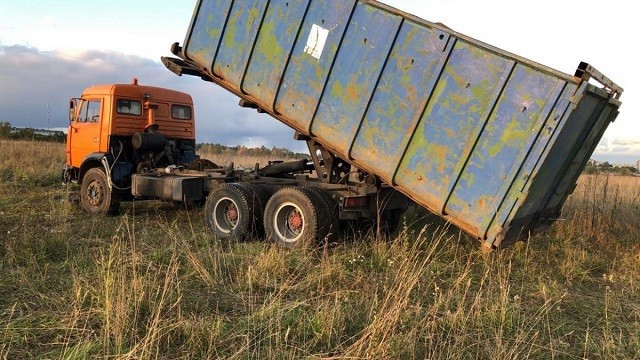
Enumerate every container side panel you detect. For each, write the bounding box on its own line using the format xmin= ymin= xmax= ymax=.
xmin=311 ymin=3 xmax=402 ymax=157
xmin=274 ymin=0 xmax=356 ymax=130
xmin=496 ymin=88 xmax=603 ymax=242
xmin=213 ymin=0 xmax=269 ymax=85
xmin=184 ymin=0 xmax=234 ymax=71
xmin=445 ymin=64 xmax=565 ymax=237
xmin=528 ymin=94 xmax=602 ymax=212
xmin=350 ymin=21 xmax=451 ymax=182
xmin=544 ymin=94 xmax=616 ymax=212
xmin=395 ymin=41 xmax=513 ymax=216
xmin=485 ymin=83 xmax=577 ymax=243
xmin=500 ymin=91 xmax=616 ymax=246
xmin=243 ymin=0 xmax=311 ymax=108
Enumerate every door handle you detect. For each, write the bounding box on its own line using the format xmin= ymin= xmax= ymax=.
xmin=92 ymin=138 xmax=99 ymax=142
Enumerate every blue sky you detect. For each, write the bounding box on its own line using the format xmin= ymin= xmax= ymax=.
xmin=1 ymin=0 xmax=637 ymax=163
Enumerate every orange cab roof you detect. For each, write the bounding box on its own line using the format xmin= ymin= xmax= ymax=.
xmin=82 ymin=83 xmax=193 ymax=104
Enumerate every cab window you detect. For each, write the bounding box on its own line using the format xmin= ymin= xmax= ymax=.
xmin=78 ymin=100 xmax=102 ymax=123
xmin=116 ymin=99 xmax=142 ymax=116
xmin=171 ymin=105 xmax=192 ymax=120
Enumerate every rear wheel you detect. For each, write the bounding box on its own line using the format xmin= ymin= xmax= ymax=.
xmin=241 ymin=183 xmax=277 ymax=237
xmin=80 ymin=167 xmax=120 ymax=216
xmin=381 ymin=208 xmax=404 ymax=235
xmin=304 ymin=187 xmax=340 ymax=242
xmin=264 ymin=187 xmax=334 ymax=249
xmin=205 ymin=183 xmax=262 ymax=240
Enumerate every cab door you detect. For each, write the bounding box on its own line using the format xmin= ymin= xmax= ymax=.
xmin=68 ymin=99 xmax=103 ymax=168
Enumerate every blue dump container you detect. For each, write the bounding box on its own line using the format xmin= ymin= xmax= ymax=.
xmin=166 ymin=0 xmax=623 ymax=248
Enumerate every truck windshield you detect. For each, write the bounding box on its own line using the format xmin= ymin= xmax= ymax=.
xmin=78 ymin=100 xmax=102 ymax=123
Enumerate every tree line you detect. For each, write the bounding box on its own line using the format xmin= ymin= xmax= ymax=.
xmin=196 ymin=143 xmax=308 ymax=159
xmin=0 ymin=122 xmax=66 ymax=142
xmin=583 ymin=160 xmax=638 ymax=176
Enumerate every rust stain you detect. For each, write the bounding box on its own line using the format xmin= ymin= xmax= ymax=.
xmin=345 ymin=81 xmax=359 ymax=102
xmin=445 ymin=128 xmax=456 ymax=139
xmin=426 ymin=143 xmax=449 ymax=174
xmin=406 ymin=86 xmax=418 ymax=103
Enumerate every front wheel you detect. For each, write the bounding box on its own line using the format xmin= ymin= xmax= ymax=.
xmin=263 ymin=187 xmax=335 ymax=249
xmin=80 ymin=167 xmax=120 ymax=216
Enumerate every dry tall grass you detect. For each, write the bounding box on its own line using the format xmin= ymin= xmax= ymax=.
xmin=1 ymin=139 xmax=639 ymax=359
xmin=562 ymin=174 xmax=640 ymax=243
xmin=197 ymin=151 xmax=305 ymax=170
xmin=0 ymin=139 xmax=65 ymax=186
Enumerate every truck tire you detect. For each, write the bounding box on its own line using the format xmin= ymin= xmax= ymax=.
xmin=204 ymin=183 xmax=262 ymax=241
xmin=304 ymin=187 xmax=340 ymax=242
xmin=240 ymin=183 xmax=277 ymax=237
xmin=263 ymin=187 xmax=334 ymax=249
xmin=382 ymin=208 xmax=404 ymax=235
xmin=243 ymin=184 xmax=276 ymax=208
xmin=80 ymin=167 xmax=120 ymax=216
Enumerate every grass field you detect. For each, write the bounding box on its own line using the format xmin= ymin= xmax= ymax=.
xmin=1 ymin=139 xmax=640 ymax=359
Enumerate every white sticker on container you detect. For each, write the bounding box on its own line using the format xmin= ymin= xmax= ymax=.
xmin=304 ymin=24 xmax=329 ymax=60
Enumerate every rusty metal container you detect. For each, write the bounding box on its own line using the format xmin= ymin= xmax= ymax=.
xmin=170 ymin=0 xmax=623 ymax=248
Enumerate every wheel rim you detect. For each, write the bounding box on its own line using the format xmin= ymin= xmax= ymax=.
xmin=273 ymin=202 xmax=304 ymax=243
xmin=86 ymin=180 xmax=103 ymax=207
xmin=213 ymin=197 xmax=240 ymax=234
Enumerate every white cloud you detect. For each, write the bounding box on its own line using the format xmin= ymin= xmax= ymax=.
xmin=37 ymin=16 xmax=57 ymax=28
xmin=593 ymin=136 xmax=640 ymax=165
xmin=611 ymin=147 xmax=632 ymax=153
xmin=611 ymin=138 xmax=640 ymax=147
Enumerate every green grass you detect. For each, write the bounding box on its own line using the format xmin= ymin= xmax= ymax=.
xmin=1 ymin=139 xmax=640 ymax=359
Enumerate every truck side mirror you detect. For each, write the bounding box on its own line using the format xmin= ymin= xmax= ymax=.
xmin=69 ymin=99 xmax=77 ymax=122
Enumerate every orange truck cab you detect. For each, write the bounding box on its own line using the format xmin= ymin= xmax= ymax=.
xmin=64 ymin=80 xmax=199 ymax=214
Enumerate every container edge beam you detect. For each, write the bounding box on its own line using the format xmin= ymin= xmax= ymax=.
xmin=574 ymin=62 xmax=623 ymax=99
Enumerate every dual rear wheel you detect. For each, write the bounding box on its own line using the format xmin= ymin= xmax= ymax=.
xmin=204 ymin=183 xmax=264 ymax=240
xmin=204 ymin=185 xmax=338 ymax=248
xmin=264 ymin=187 xmax=338 ymax=248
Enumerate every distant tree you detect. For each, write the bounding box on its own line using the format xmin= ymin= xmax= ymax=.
xmin=0 ymin=122 xmax=11 ymax=138
xmin=237 ymin=146 xmax=248 ymax=156
xmin=584 ymin=163 xmax=598 ymax=174
xmin=621 ymin=166 xmax=638 ymax=175
xmin=11 ymin=128 xmax=36 ymax=141
xmin=600 ymin=161 xmax=613 ymax=170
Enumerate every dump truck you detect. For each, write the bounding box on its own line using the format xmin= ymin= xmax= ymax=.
xmin=63 ymin=79 xmax=409 ymax=247
xmin=159 ymin=0 xmax=622 ymax=249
